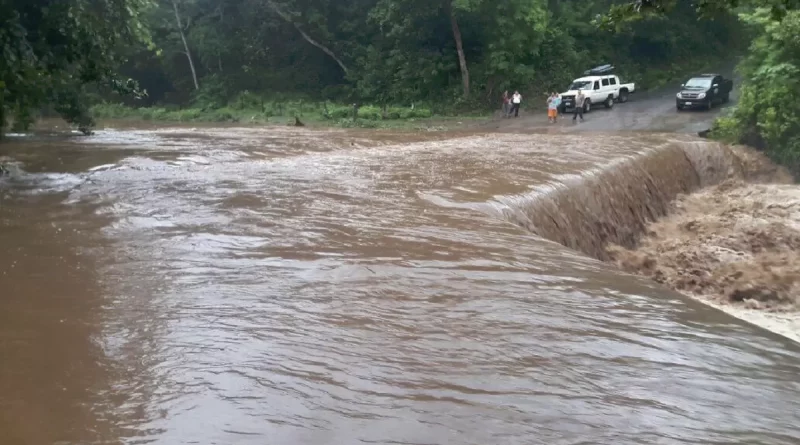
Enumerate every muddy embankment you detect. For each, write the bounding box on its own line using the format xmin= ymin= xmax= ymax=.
xmin=499 ymin=138 xmax=800 ymax=342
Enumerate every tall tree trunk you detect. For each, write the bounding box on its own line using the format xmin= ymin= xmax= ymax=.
xmin=217 ymin=6 xmax=224 ymax=73
xmin=448 ymin=0 xmax=470 ymax=98
xmin=172 ymin=0 xmax=200 ymax=90
xmin=0 ymin=87 xmax=5 ymax=141
xmin=265 ymin=1 xmax=349 ymax=76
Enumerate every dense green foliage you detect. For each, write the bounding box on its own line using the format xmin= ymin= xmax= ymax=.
xmin=108 ymin=0 xmax=741 ymax=114
xmin=713 ymin=8 xmax=800 ymax=174
xmin=0 ymin=0 xmax=150 ymax=136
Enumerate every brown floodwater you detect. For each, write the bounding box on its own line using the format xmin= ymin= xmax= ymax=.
xmin=1 ymin=126 xmax=799 ymax=445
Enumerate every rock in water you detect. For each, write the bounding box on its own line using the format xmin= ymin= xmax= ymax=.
xmin=698 ymin=129 xmax=711 ymax=138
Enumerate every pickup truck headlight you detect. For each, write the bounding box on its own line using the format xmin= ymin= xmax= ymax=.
xmin=698 ymin=93 xmax=707 ymax=99
xmin=676 ymin=93 xmax=682 ymax=98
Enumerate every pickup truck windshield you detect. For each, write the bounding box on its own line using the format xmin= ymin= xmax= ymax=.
xmin=568 ymin=81 xmax=592 ymax=90
xmin=684 ymin=78 xmax=713 ymax=89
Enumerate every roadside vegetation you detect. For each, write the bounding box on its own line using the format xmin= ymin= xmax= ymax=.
xmin=711 ymin=9 xmax=800 ymax=176
xmin=88 ymin=97 xmax=486 ymax=129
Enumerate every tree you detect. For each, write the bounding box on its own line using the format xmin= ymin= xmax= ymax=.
xmin=448 ymin=0 xmax=470 ymax=97
xmin=264 ymin=0 xmax=351 ymax=75
xmin=170 ymin=0 xmax=200 ymax=90
xmin=69 ymin=0 xmax=739 ymax=118
xmin=0 ymin=0 xmax=150 ymax=136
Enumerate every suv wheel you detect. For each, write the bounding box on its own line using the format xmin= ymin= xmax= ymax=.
xmin=605 ymin=96 xmax=614 ymax=109
xmin=584 ymin=99 xmax=592 ymax=113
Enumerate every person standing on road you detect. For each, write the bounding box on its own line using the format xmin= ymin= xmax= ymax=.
xmin=502 ymin=91 xmax=511 ymax=118
xmin=511 ymin=91 xmax=522 ymax=118
xmin=573 ymin=90 xmax=585 ymax=122
xmin=547 ymin=92 xmax=560 ymax=123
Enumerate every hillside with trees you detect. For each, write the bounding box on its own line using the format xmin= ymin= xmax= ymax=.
xmin=114 ymin=0 xmax=742 ymax=110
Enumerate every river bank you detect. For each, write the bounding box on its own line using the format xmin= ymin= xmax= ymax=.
xmin=88 ymin=102 xmax=489 ymax=131
xmin=607 ymin=147 xmax=800 ymax=343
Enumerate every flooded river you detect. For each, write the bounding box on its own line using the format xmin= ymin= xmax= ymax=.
xmin=1 ymin=127 xmax=799 ymax=445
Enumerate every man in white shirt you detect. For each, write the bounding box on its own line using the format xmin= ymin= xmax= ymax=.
xmin=511 ymin=91 xmax=522 ymax=117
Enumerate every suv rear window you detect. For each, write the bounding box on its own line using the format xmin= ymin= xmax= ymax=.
xmin=602 ymin=78 xmax=609 ymax=86
xmin=609 ymin=77 xmax=617 ymax=85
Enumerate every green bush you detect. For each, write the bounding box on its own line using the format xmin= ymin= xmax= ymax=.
xmin=231 ymin=91 xmax=264 ymax=110
xmin=88 ymin=100 xmax=437 ymax=125
xmin=357 ymin=105 xmax=382 ymax=120
xmin=91 ymin=103 xmax=136 ymax=119
xmin=327 ymin=105 xmax=353 ymax=119
xmin=710 ymin=9 xmax=800 ymax=177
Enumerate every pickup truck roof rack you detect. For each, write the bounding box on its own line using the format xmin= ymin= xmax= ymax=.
xmin=584 ymin=64 xmax=614 ymax=76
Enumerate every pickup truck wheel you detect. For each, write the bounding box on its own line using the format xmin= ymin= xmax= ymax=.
xmin=604 ymin=96 xmax=614 ymax=109
xmin=619 ymin=90 xmax=629 ymax=103
xmin=723 ymin=92 xmax=730 ymax=103
xmin=584 ymin=100 xmax=591 ymax=113
xmin=706 ymin=101 xmax=713 ymax=111
xmin=676 ymin=104 xmax=683 ymax=111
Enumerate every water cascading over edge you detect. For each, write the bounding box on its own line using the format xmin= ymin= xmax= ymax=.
xmin=494 ymin=140 xmax=743 ymax=260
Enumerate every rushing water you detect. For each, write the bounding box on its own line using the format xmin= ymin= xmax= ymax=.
xmin=1 ymin=127 xmax=799 ymax=445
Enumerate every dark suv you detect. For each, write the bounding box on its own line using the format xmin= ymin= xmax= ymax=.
xmin=676 ymin=74 xmax=733 ymax=111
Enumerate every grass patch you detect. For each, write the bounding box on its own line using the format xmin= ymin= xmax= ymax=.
xmin=90 ymin=100 xmax=443 ymax=128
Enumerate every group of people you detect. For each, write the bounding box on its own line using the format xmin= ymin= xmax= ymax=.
xmin=501 ymin=89 xmax=585 ymax=122
xmin=501 ymin=90 xmax=523 ymax=118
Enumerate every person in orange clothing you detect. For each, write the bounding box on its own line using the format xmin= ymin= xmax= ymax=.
xmin=547 ymin=92 xmax=561 ymax=123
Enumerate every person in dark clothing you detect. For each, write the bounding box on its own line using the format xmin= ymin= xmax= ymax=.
xmin=573 ymin=90 xmax=585 ymax=122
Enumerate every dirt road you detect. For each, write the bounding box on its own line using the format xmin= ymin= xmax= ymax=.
xmin=481 ymin=69 xmax=739 ymax=135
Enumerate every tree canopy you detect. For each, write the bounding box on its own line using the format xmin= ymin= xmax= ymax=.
xmin=107 ymin=0 xmax=741 ymax=110
xmin=0 ymin=0 xmax=151 ymax=135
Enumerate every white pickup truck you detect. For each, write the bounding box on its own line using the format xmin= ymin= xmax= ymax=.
xmin=558 ymin=71 xmax=635 ymax=113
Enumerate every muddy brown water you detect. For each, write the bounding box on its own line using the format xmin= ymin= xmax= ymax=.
xmin=2 ymin=126 xmax=800 ymax=445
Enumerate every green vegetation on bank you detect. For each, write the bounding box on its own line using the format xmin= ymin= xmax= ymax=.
xmin=0 ymin=0 xmax=151 ymax=137
xmin=711 ymin=9 xmax=800 ymax=175
xmin=89 ymin=101 xmax=468 ymax=129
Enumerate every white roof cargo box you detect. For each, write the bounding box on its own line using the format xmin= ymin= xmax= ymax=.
xmin=584 ymin=64 xmax=614 ymax=76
